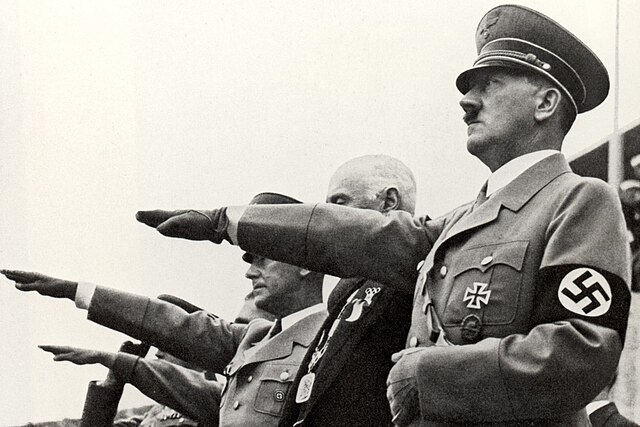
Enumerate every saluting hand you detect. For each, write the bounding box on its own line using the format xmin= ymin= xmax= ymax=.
xmin=136 ymin=208 xmax=228 ymax=243
xmin=39 ymin=345 xmax=116 ymax=369
xmin=387 ymin=347 xmax=425 ymax=426
xmin=1 ymin=270 xmax=78 ymax=300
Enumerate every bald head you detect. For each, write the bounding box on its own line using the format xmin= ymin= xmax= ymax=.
xmin=327 ymin=155 xmax=416 ymax=214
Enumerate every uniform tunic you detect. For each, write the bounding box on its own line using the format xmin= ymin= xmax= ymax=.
xmin=234 ymin=153 xmax=631 ymax=426
xmin=278 ymin=278 xmax=412 ymax=426
xmin=85 ymin=286 xmax=327 ymax=427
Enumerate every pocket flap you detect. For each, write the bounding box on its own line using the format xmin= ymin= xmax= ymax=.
xmin=258 ymin=363 xmax=297 ymax=383
xmin=452 ymin=241 xmax=529 ymax=276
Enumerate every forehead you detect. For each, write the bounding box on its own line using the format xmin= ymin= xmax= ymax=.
xmin=327 ymin=167 xmax=371 ymax=195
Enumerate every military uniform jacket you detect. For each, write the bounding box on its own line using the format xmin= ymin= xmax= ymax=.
xmin=235 ymin=153 xmax=632 ymax=426
xmin=278 ymin=278 xmax=412 ymax=427
xmin=111 ymin=353 xmax=220 ymax=426
xmin=86 ymin=286 xmax=327 ymax=427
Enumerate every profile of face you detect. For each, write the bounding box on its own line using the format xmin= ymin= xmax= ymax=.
xmin=459 ymin=68 xmax=540 ymax=168
xmin=244 ymin=255 xmax=307 ymax=316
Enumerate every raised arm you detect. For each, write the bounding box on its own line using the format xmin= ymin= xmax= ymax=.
xmin=137 ymin=203 xmax=440 ymax=293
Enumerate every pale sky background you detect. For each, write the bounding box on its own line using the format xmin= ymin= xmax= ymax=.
xmin=0 ymin=1 xmax=638 ymax=424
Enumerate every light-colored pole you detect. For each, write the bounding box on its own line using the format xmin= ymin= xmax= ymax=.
xmin=608 ymin=0 xmax=623 ymax=186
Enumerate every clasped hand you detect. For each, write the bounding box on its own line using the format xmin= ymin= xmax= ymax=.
xmin=387 ymin=347 xmax=425 ymax=426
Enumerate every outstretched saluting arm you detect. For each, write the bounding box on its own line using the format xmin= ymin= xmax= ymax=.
xmin=136 ymin=204 xmax=439 ymax=293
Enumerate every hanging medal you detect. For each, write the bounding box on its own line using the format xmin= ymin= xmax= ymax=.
xmin=296 ymin=372 xmax=315 ymax=403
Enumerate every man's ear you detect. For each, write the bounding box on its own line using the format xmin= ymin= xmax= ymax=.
xmin=380 ymin=186 xmax=400 ymax=213
xmin=534 ymin=87 xmax=562 ymax=123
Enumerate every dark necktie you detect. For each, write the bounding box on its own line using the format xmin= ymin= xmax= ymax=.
xmin=268 ymin=318 xmax=282 ymax=339
xmin=473 ymin=181 xmax=489 ymax=210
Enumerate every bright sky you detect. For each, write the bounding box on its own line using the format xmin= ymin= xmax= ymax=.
xmin=0 ymin=1 xmax=638 ymax=424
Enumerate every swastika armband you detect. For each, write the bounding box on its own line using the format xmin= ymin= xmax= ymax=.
xmin=533 ymin=265 xmax=631 ymax=342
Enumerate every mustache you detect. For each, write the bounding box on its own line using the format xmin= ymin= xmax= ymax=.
xmin=463 ymin=112 xmax=478 ymax=125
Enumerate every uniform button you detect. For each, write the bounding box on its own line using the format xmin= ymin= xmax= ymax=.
xmin=274 ymin=390 xmax=286 ymax=401
xmin=233 ymin=401 xmax=240 ymax=410
xmin=280 ymin=371 xmax=290 ymax=381
xmin=247 ymin=375 xmax=253 ymax=383
xmin=422 ymin=301 xmax=429 ymax=314
xmin=409 ymin=336 xmax=418 ymax=347
xmin=416 ymin=260 xmax=425 ymax=271
xmin=481 ymin=256 xmax=493 ymax=266
xmin=440 ymin=265 xmax=447 ymax=277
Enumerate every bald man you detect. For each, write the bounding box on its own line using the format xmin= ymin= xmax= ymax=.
xmin=275 ymin=155 xmax=416 ymax=427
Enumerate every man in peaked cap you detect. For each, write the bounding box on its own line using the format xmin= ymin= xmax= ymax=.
xmin=3 ymin=192 xmax=327 ymax=427
xmin=133 ymin=5 xmax=631 ymax=426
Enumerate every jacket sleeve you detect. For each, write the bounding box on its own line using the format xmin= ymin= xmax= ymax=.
xmin=87 ymin=286 xmax=248 ymax=373
xmin=237 ymin=203 xmax=439 ymax=293
xmin=410 ymin=320 xmax=621 ymax=421
xmin=406 ymin=180 xmax=631 ymax=422
xmin=112 ymin=353 xmax=221 ymax=425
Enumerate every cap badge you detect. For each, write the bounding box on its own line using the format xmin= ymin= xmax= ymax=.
xmin=479 ymin=9 xmax=501 ymax=40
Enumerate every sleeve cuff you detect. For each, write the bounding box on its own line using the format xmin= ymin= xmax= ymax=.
xmin=75 ymin=282 xmax=97 ymax=310
xmin=111 ymin=352 xmax=140 ymax=383
xmin=225 ymin=205 xmax=247 ymax=245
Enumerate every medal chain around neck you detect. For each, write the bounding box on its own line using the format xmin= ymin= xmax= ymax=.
xmin=306 ymin=290 xmax=359 ymax=373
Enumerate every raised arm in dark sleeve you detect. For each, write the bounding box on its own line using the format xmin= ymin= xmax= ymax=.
xmin=111 ymin=353 xmax=221 ymax=426
xmin=87 ymin=286 xmax=248 ymax=373
xmin=237 ymin=203 xmax=439 ymax=293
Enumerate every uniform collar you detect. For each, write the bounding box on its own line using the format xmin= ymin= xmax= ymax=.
xmin=281 ymin=303 xmax=325 ymax=332
xmin=487 ymin=149 xmax=559 ymax=197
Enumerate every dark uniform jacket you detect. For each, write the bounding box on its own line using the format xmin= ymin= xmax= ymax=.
xmin=110 ymin=353 xmax=221 ymax=426
xmin=590 ymin=403 xmax=640 ymax=427
xmin=278 ymin=277 xmax=412 ymax=426
xmin=235 ymin=153 xmax=632 ymax=426
xmin=85 ymin=286 xmax=327 ymax=427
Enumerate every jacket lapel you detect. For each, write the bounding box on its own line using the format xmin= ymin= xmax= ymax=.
xmin=302 ymin=285 xmax=394 ymax=412
xmin=242 ymin=311 xmax=326 ymax=366
xmin=423 ymin=153 xmax=572 ymax=274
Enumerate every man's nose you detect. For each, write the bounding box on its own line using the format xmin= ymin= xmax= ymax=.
xmin=459 ymin=89 xmax=481 ymax=114
xmin=245 ymin=265 xmax=260 ymax=279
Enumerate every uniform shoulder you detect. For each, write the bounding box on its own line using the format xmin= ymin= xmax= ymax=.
xmin=556 ymin=173 xmax=619 ymax=202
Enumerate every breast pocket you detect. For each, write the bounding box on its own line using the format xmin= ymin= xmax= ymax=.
xmin=253 ymin=363 xmax=296 ymax=416
xmin=443 ymin=240 xmax=528 ymax=325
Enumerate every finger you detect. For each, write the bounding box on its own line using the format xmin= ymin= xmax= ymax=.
xmin=52 ymin=353 xmax=75 ymax=362
xmin=39 ymin=345 xmax=71 ymax=355
xmin=13 ymin=281 xmax=46 ymax=292
xmin=1 ymin=270 xmax=38 ymax=284
xmin=156 ymin=214 xmax=203 ymax=239
xmin=136 ymin=210 xmax=189 ymax=228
